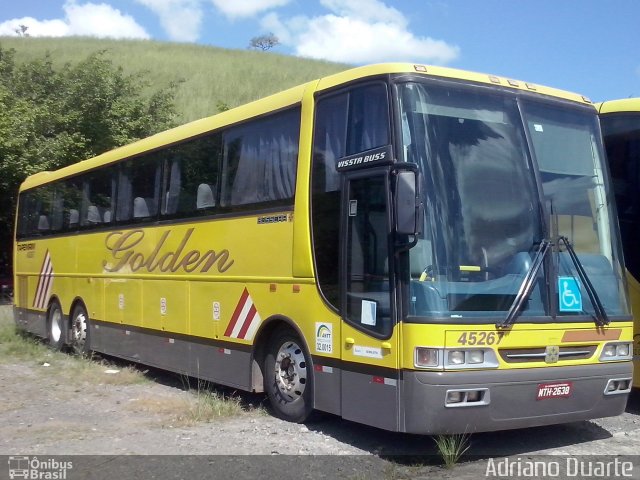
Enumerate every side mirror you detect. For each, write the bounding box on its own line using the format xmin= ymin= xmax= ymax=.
xmin=394 ymin=168 xmax=423 ymax=236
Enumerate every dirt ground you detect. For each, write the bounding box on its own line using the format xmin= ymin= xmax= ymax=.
xmin=1 ymin=305 xmax=639 ymax=479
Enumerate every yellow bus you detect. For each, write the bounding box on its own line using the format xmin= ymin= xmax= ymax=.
xmin=13 ymin=63 xmax=634 ymax=434
xmin=598 ymin=98 xmax=640 ymax=387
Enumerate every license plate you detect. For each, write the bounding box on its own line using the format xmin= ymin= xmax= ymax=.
xmin=536 ymin=381 xmax=572 ymax=400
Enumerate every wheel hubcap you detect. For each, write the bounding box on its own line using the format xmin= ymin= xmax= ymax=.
xmin=274 ymin=341 xmax=307 ymax=401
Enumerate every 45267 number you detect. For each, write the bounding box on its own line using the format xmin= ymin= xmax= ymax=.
xmin=457 ymin=331 xmax=505 ymax=346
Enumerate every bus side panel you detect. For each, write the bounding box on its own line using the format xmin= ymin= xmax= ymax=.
xmin=340 ymin=368 xmax=399 ymax=431
xmin=142 ymin=279 xmax=188 ymax=333
xmin=189 ymin=340 xmax=252 ymax=390
xmin=104 ymin=279 xmax=142 ymax=327
xmin=90 ymin=319 xmax=253 ymax=390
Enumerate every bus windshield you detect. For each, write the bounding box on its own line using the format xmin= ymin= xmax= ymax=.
xmin=398 ymin=81 xmax=627 ymax=320
xmin=522 ymin=101 xmax=628 ymax=319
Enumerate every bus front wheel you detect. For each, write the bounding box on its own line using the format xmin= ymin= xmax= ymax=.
xmin=264 ymin=328 xmax=314 ymax=423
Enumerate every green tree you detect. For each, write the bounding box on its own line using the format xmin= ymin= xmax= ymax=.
xmin=0 ymin=45 xmax=179 ymax=273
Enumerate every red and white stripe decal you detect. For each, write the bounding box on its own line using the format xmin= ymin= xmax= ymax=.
xmin=224 ymin=288 xmax=261 ymax=340
xmin=372 ymin=376 xmax=397 ymax=386
xmin=314 ymin=365 xmax=333 ymax=374
xmin=33 ymin=250 xmax=54 ymax=310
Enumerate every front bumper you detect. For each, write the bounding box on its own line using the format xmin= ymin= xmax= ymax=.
xmin=401 ymin=362 xmax=632 ymax=434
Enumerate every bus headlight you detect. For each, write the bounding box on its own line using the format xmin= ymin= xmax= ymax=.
xmin=467 ymin=350 xmax=485 ymax=364
xmin=414 ymin=347 xmax=439 ymax=368
xmin=599 ymin=342 xmax=633 ymax=361
xmin=444 ymin=348 xmax=498 ymax=369
xmin=413 ymin=347 xmax=499 ymax=370
xmin=448 ymin=350 xmax=465 ymax=365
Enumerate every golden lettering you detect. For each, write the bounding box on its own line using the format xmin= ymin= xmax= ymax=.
xmin=103 ymin=228 xmax=234 ymax=274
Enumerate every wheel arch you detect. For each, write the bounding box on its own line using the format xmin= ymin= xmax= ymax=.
xmin=68 ymin=296 xmax=89 ymax=318
xmin=250 ymin=315 xmax=313 ymax=393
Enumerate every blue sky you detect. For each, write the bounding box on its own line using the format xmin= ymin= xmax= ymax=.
xmin=0 ymin=0 xmax=638 ymax=102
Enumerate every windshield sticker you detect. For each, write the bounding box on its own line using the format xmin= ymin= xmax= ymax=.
xmin=558 ymin=277 xmax=582 ymax=312
xmin=361 ymin=300 xmax=377 ymax=326
xmin=534 ymin=124 xmax=544 ymax=132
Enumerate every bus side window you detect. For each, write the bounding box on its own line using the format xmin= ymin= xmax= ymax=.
xmin=311 ymin=92 xmax=347 ymax=309
xmin=346 ymin=84 xmax=389 ymax=155
xmin=118 ymin=155 xmax=161 ymax=222
xmin=84 ymin=167 xmax=117 ymax=227
xmin=221 ymin=108 xmax=299 ymax=210
xmin=160 ymin=132 xmax=221 ymax=219
xmin=31 ymin=186 xmax=54 ymax=236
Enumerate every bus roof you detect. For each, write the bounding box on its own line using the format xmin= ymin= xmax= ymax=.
xmin=19 ymin=62 xmax=593 ymax=192
xmin=597 ymin=97 xmax=640 ymax=114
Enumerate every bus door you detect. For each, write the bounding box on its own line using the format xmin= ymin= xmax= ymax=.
xmin=340 ymin=171 xmax=400 ymax=431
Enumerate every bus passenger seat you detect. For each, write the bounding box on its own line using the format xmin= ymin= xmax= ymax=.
xmin=37 ymin=215 xmax=50 ymax=231
xmin=133 ymin=197 xmax=150 ymax=218
xmin=103 ymin=210 xmax=112 ymax=223
xmin=196 ymin=184 xmax=215 ymax=209
xmin=69 ymin=209 xmax=79 ymax=226
xmin=87 ymin=205 xmax=102 ymax=224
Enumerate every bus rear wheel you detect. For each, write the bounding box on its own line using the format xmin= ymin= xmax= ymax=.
xmin=70 ymin=304 xmax=90 ymax=356
xmin=264 ymin=328 xmax=314 ymax=423
xmin=47 ymin=301 xmax=65 ymax=351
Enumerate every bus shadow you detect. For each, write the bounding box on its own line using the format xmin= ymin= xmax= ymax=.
xmin=94 ymin=352 xmax=269 ymax=413
xmin=625 ymin=389 xmax=640 ymax=414
xmin=304 ymin=414 xmax=614 ymax=464
xmin=93 ymin=352 xmax=630 ymax=462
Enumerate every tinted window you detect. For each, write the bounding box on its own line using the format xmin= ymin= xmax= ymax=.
xmin=221 ymin=108 xmax=300 ymax=210
xmin=601 ymin=113 xmax=640 ymax=279
xmin=311 ymin=92 xmax=348 ymax=308
xmin=311 ymin=82 xmax=391 ymax=310
xmin=52 ymin=177 xmax=83 ymax=231
xmin=162 ymin=133 xmax=222 ymax=218
xmin=117 ymin=155 xmax=162 ymax=222
xmin=346 ymin=84 xmax=389 ymax=155
xmin=82 ymin=167 xmax=117 ymax=226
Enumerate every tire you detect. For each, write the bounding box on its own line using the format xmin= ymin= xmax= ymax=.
xmin=264 ymin=328 xmax=314 ymax=423
xmin=47 ymin=301 xmax=65 ymax=350
xmin=69 ymin=303 xmax=90 ymax=355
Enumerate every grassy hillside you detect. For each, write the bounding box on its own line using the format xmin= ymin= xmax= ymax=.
xmin=0 ymin=37 xmax=348 ymax=124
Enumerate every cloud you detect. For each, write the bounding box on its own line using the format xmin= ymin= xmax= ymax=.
xmin=210 ymin=0 xmax=291 ymax=19
xmin=134 ymin=0 xmax=203 ymax=42
xmin=0 ymin=1 xmax=150 ymax=39
xmin=0 ymin=17 xmax=69 ymax=37
xmin=262 ymin=0 xmax=459 ymax=65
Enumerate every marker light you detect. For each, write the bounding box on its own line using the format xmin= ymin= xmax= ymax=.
xmin=414 ymin=347 xmax=439 ymax=368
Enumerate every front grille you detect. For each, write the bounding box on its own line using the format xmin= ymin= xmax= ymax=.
xmin=498 ymin=345 xmax=597 ymax=363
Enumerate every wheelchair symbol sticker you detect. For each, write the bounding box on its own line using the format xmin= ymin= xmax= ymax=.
xmin=558 ymin=277 xmax=582 ymax=312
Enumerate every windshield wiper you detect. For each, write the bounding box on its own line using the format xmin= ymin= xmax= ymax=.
xmin=497 ymin=239 xmax=551 ymax=329
xmin=557 ymin=236 xmax=609 ymax=327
